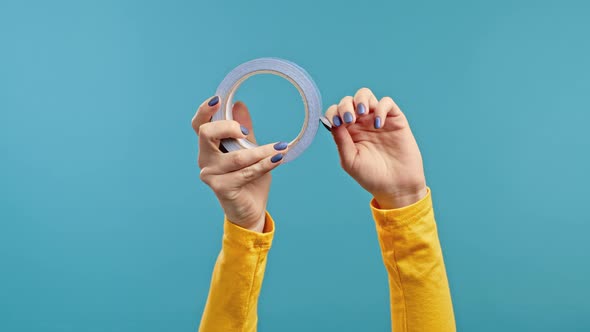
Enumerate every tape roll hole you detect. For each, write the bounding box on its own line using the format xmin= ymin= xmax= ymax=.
xmin=227 ymin=72 xmax=308 ymax=148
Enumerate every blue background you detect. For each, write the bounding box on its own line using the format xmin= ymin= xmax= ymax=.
xmin=1 ymin=0 xmax=589 ymax=331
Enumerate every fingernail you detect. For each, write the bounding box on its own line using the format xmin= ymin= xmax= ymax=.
xmin=333 ymin=115 xmax=342 ymax=127
xmin=271 ymin=153 xmax=284 ymax=163
xmin=274 ymin=142 xmax=288 ymax=151
xmin=374 ymin=116 xmax=382 ymax=129
xmin=357 ymin=103 xmax=366 ymax=115
xmin=208 ymin=96 xmax=219 ymax=107
xmin=241 ymin=126 xmax=249 ymax=135
xmin=343 ymin=112 xmax=353 ymax=123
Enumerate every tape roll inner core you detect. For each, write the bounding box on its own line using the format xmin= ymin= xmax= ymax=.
xmin=223 ymin=69 xmax=310 ymax=149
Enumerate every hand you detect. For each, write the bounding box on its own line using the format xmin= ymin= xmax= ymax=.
xmin=325 ymin=88 xmax=427 ymax=209
xmin=192 ymin=96 xmax=289 ymax=232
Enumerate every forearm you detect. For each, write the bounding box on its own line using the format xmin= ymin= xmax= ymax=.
xmin=199 ymin=213 xmax=274 ymax=332
xmin=371 ymin=189 xmax=455 ymax=332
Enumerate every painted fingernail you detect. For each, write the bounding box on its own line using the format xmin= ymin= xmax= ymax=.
xmin=374 ymin=116 xmax=382 ymax=129
xmin=274 ymin=142 xmax=288 ymax=151
xmin=208 ymin=96 xmax=219 ymax=107
xmin=343 ymin=112 xmax=353 ymax=123
xmin=357 ymin=103 xmax=366 ymax=115
xmin=271 ymin=153 xmax=284 ymax=163
xmin=241 ymin=126 xmax=249 ymax=135
xmin=333 ymin=115 xmax=342 ymax=127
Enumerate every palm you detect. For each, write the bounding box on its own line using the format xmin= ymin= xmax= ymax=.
xmin=214 ymin=103 xmax=272 ymax=229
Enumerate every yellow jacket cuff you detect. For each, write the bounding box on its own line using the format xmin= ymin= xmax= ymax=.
xmin=223 ymin=212 xmax=275 ymax=250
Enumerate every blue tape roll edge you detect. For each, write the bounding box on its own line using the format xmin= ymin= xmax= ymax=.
xmin=212 ymin=58 xmax=329 ymax=163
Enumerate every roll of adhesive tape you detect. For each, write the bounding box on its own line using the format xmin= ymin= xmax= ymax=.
xmin=212 ymin=58 xmax=330 ymax=163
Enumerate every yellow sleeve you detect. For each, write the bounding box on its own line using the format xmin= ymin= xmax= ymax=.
xmin=370 ymin=188 xmax=456 ymax=332
xmin=198 ymin=212 xmax=275 ymax=332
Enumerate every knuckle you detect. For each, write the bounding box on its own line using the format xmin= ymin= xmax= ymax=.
xmin=231 ymin=152 xmax=245 ymax=167
xmin=380 ymin=96 xmax=394 ymax=104
xmin=252 ymin=162 xmax=264 ymax=175
xmin=325 ymin=104 xmax=338 ymax=115
xmin=339 ymin=96 xmax=353 ymax=105
xmin=198 ymin=123 xmax=212 ymax=137
xmin=357 ymin=87 xmax=372 ymax=96
xmin=199 ymin=167 xmax=211 ymax=183
xmin=241 ymin=167 xmax=255 ymax=181
xmin=208 ymin=177 xmax=223 ymax=192
xmin=220 ymin=120 xmax=239 ymax=134
xmin=231 ymin=120 xmax=242 ymax=131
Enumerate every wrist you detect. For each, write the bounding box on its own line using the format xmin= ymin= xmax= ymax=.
xmin=373 ymin=185 xmax=428 ymax=210
xmin=244 ymin=212 xmax=267 ymax=233
xmin=228 ymin=211 xmax=267 ymax=233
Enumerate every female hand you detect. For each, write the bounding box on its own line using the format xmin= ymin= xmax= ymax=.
xmin=192 ymin=96 xmax=289 ymax=232
xmin=326 ymin=88 xmax=427 ymax=209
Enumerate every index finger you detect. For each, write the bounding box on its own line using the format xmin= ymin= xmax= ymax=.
xmin=192 ymin=95 xmax=221 ymax=135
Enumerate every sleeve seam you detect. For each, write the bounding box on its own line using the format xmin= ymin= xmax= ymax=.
xmin=241 ymin=246 xmax=263 ymax=332
xmin=390 ymin=244 xmax=409 ymax=332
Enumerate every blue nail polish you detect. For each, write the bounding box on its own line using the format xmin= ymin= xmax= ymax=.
xmin=333 ymin=115 xmax=342 ymax=127
xmin=208 ymin=96 xmax=219 ymax=107
xmin=241 ymin=126 xmax=249 ymax=135
xmin=271 ymin=153 xmax=284 ymax=163
xmin=357 ymin=103 xmax=366 ymax=115
xmin=343 ymin=112 xmax=353 ymax=123
xmin=274 ymin=142 xmax=288 ymax=151
xmin=374 ymin=116 xmax=382 ymax=129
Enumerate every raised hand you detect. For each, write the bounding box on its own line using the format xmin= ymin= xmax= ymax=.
xmin=326 ymin=88 xmax=427 ymax=209
xmin=192 ymin=96 xmax=288 ymax=232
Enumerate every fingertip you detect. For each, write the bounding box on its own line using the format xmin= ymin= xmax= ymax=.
xmin=196 ymin=95 xmax=221 ymax=122
xmin=374 ymin=116 xmax=382 ymax=129
xmin=270 ymin=153 xmax=284 ymax=164
xmin=356 ymin=103 xmax=367 ymax=115
xmin=240 ymin=125 xmax=249 ymax=136
xmin=273 ymin=141 xmax=289 ymax=151
xmin=324 ymin=104 xmax=338 ymax=125
xmin=332 ymin=115 xmax=343 ymax=127
xmin=232 ymin=101 xmax=251 ymax=118
xmin=207 ymin=96 xmax=220 ymax=107
xmin=232 ymin=101 xmax=256 ymax=140
xmin=391 ymin=104 xmax=404 ymax=117
xmin=342 ymin=112 xmax=353 ymax=124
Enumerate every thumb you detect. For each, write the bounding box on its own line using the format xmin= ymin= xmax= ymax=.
xmin=232 ymin=101 xmax=258 ymax=144
xmin=331 ymin=126 xmax=357 ymax=170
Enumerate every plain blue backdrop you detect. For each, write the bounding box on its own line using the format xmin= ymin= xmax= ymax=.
xmin=1 ymin=0 xmax=589 ymax=331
